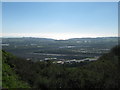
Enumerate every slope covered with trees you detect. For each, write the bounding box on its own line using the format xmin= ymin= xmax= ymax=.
xmin=2 ymin=45 xmax=119 ymax=89
xmin=2 ymin=51 xmax=30 ymax=88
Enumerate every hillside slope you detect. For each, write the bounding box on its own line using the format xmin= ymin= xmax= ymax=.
xmin=2 ymin=51 xmax=30 ymax=88
xmin=2 ymin=45 xmax=120 ymax=89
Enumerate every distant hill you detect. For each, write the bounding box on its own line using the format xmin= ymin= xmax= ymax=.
xmin=2 ymin=37 xmax=118 ymax=45
xmin=68 ymin=37 xmax=118 ymax=41
xmin=2 ymin=37 xmax=55 ymax=43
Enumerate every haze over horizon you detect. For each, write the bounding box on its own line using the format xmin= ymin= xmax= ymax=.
xmin=2 ymin=2 xmax=118 ymax=39
xmin=1 ymin=35 xmax=118 ymax=40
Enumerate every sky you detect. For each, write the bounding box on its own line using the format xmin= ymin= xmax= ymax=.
xmin=2 ymin=2 xmax=118 ymax=39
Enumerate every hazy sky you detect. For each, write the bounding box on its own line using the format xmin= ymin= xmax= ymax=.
xmin=2 ymin=2 xmax=118 ymax=39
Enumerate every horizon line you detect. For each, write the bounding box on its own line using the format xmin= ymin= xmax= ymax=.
xmin=1 ymin=36 xmax=118 ymax=40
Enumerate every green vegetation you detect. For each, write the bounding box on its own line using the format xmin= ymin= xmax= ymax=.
xmin=2 ymin=45 xmax=119 ymax=89
xmin=2 ymin=51 xmax=30 ymax=88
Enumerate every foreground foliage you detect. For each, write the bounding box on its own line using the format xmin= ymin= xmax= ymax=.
xmin=2 ymin=45 xmax=120 ymax=89
xmin=2 ymin=51 xmax=30 ymax=88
